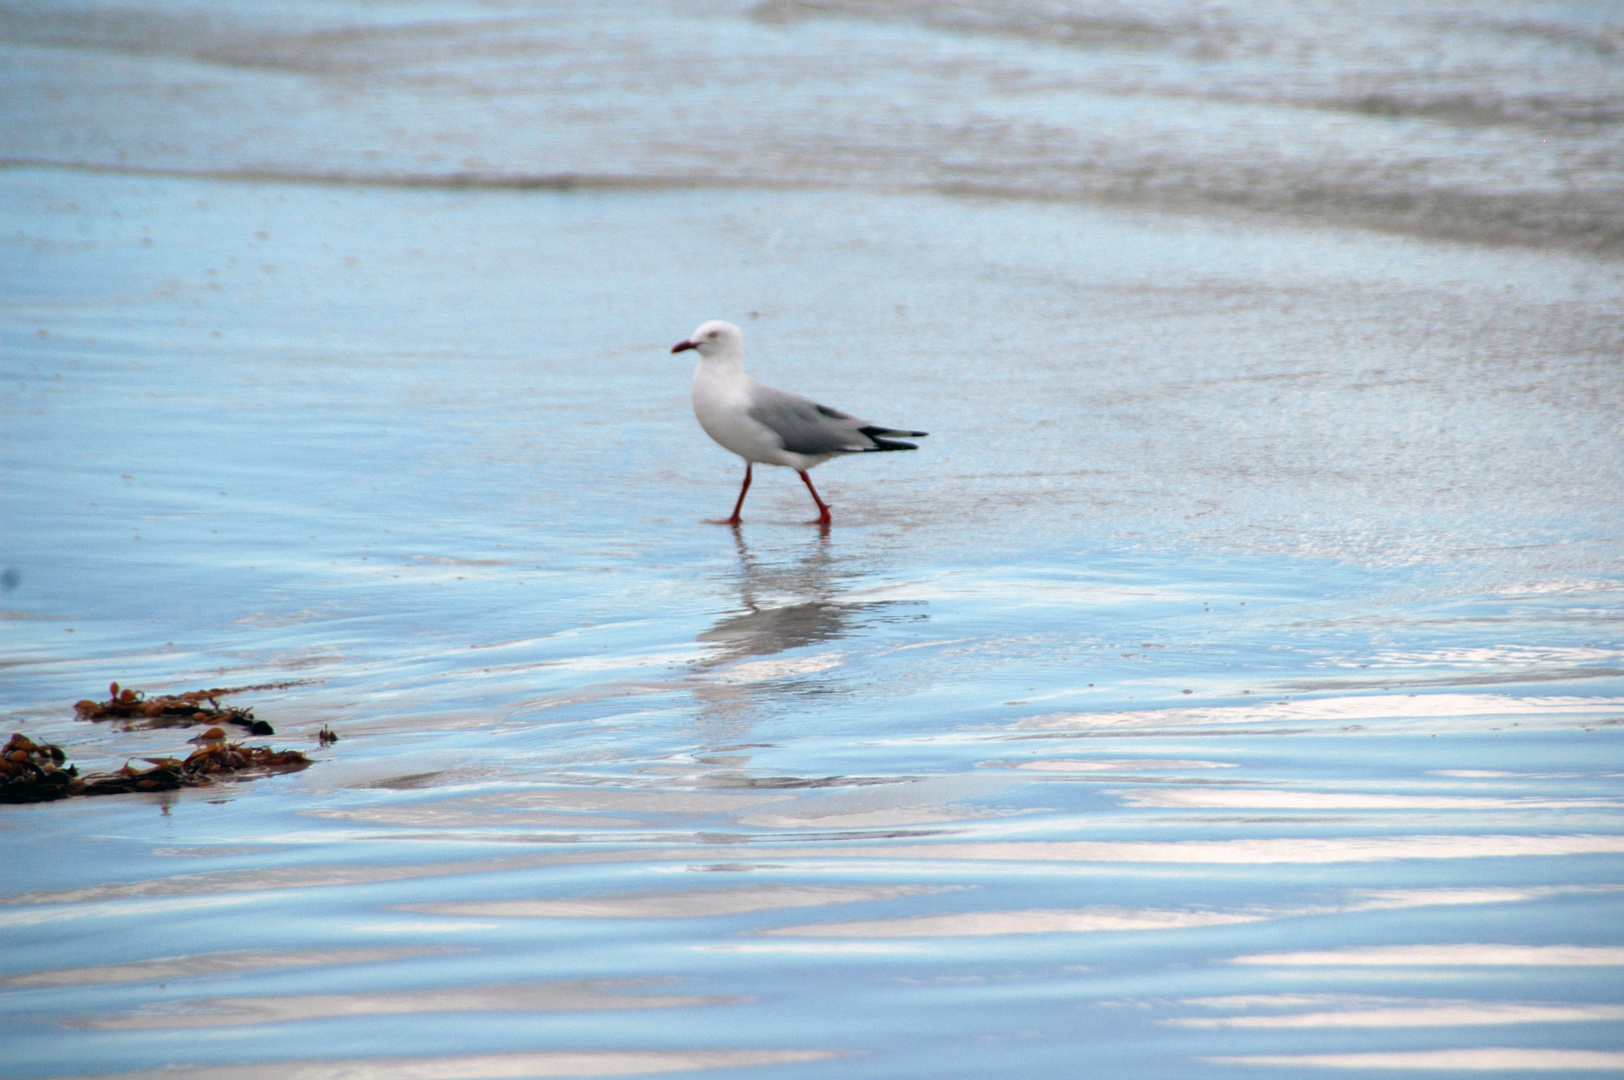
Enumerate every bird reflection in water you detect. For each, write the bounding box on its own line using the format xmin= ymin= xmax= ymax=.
xmin=690 ymin=530 xmax=894 ymax=744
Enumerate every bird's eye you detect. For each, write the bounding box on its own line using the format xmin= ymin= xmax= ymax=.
xmin=707 ymin=331 xmax=719 ymax=339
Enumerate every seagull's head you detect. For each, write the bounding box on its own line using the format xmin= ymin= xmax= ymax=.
xmin=671 ymin=320 xmax=743 ymax=359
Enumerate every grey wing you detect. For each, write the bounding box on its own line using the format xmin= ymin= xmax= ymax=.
xmin=746 ymin=385 xmax=874 ymax=457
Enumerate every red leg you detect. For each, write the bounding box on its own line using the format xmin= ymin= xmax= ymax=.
xmin=717 ymin=462 xmax=751 ymax=526
xmin=798 ymin=470 xmax=832 ymax=525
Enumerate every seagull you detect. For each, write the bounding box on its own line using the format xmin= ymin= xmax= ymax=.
xmin=672 ymin=320 xmax=927 ymax=526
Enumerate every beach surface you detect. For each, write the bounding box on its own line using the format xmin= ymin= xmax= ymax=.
xmin=3 ymin=2 xmax=1623 ymax=1076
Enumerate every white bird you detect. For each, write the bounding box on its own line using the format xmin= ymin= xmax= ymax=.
xmin=672 ymin=320 xmax=927 ymax=526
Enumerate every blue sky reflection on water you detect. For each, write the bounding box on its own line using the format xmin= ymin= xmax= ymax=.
xmin=3 ymin=1 xmax=1624 ymax=1077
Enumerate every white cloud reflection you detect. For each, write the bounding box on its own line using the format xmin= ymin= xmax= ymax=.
xmin=1017 ymin=694 xmax=1624 ymax=733
xmin=0 ymin=946 xmax=460 ymax=988
xmin=799 ymin=834 xmax=1624 ymax=864
xmin=68 ymin=981 xmax=739 ymax=1030
xmin=759 ymin=907 xmax=1260 ymax=938
xmin=755 ymin=884 xmax=1594 ymax=940
xmin=402 ymin=884 xmax=936 ymax=919
xmin=47 ymin=1049 xmax=842 ymax=1080
xmin=1231 ymin=944 xmax=1624 ymax=966
xmin=1342 ymin=886 xmax=1610 ymax=912
xmin=1007 ymin=759 xmax=1237 ymax=772
xmin=1206 ymin=1048 xmax=1624 ymax=1070
xmin=1113 ymin=789 xmax=1619 ymax=810
xmin=1169 ymin=994 xmax=1624 ymax=1028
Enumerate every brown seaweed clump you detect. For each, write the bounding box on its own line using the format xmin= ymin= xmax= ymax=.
xmin=0 ymin=732 xmax=312 ymax=803
xmin=174 ymin=733 xmax=312 ymax=783
xmin=75 ymin=682 xmax=274 ymax=735
xmin=0 ymin=733 xmax=79 ymax=803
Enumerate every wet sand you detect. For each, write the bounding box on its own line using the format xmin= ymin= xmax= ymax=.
xmin=3 ymin=1 xmax=1623 ymax=1077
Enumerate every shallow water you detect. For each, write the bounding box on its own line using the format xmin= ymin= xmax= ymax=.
xmin=3 ymin=2 xmax=1624 ymax=1078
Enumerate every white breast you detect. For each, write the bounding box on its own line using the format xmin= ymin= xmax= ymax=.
xmin=692 ymin=365 xmax=794 ymax=466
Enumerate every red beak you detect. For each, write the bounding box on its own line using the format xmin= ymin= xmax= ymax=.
xmin=671 ymin=340 xmax=698 ymax=354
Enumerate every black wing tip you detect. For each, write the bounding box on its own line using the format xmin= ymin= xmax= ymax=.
xmin=856 ymin=425 xmax=927 ymax=452
xmin=862 ymin=437 xmax=920 ymax=452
